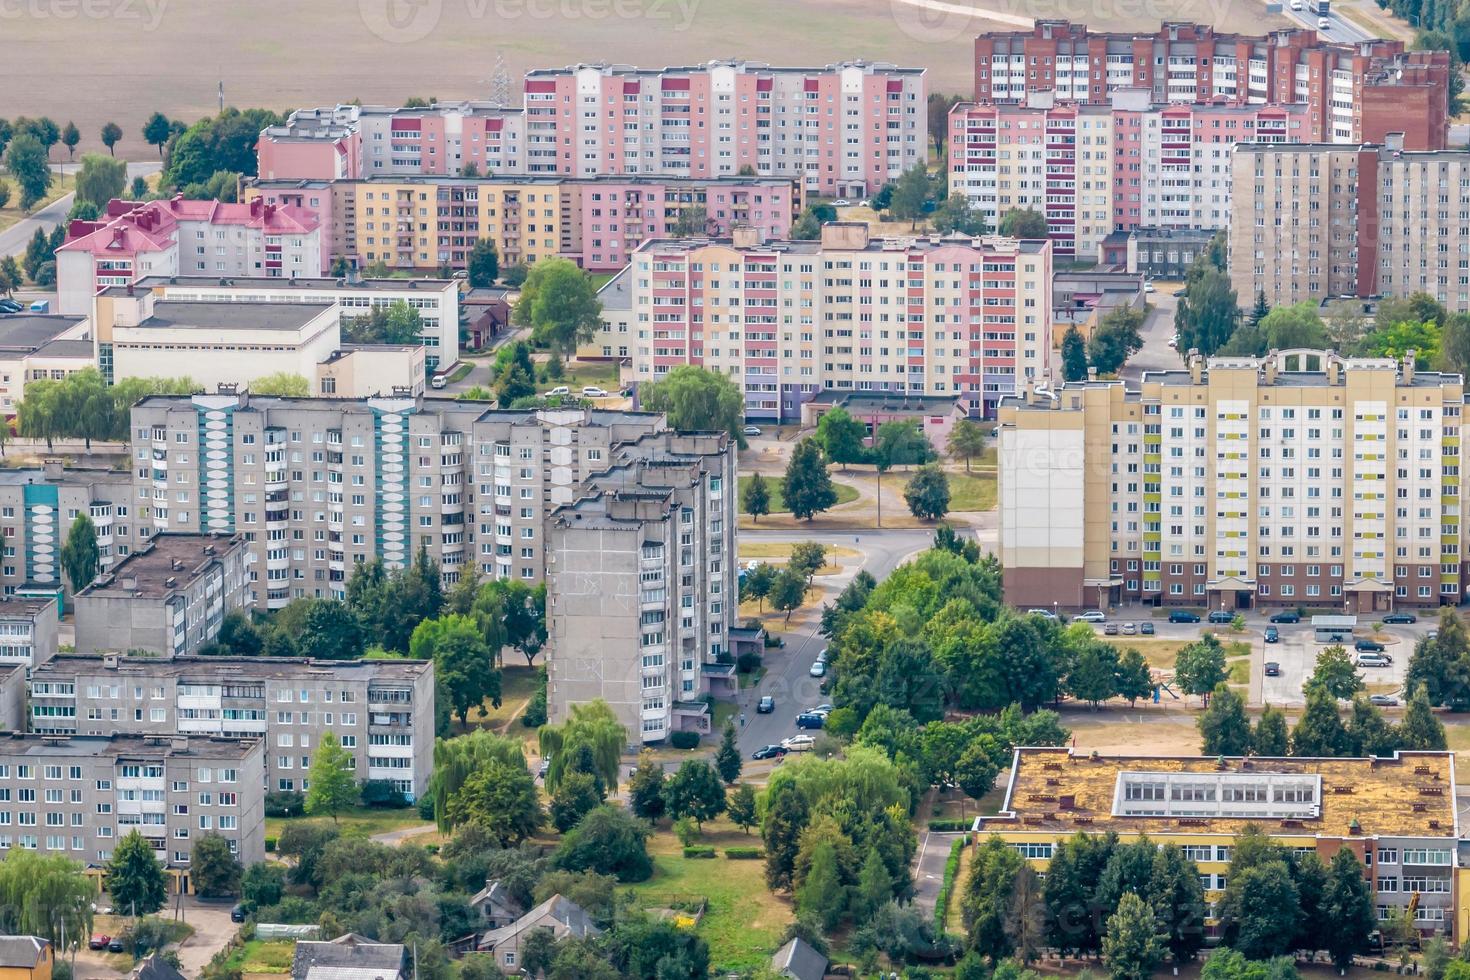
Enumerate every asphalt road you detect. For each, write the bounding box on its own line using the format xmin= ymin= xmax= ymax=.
xmin=1277 ymin=4 xmax=1371 ymax=42
xmin=1121 ymin=284 xmax=1185 ymax=384
xmin=0 ymin=161 xmax=161 ymax=259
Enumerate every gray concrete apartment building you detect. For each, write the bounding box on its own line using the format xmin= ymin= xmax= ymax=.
xmin=0 ymin=732 xmax=265 ymax=881
xmin=29 ymin=654 xmax=435 ymax=800
xmin=547 ymin=430 xmax=737 ymax=744
xmin=73 ymin=533 xmax=250 ymax=657
xmin=0 ymin=597 xmax=58 ymax=671
xmin=126 ymin=395 xmax=671 ymax=609
xmin=0 ymin=461 xmax=134 ymax=606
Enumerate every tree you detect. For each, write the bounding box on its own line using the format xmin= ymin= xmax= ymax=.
xmin=1201 ymin=949 xmax=1300 ymax=980
xmin=627 ymin=751 xmax=667 ymax=821
xmin=783 ymin=438 xmax=838 ymax=521
xmin=305 ymin=732 xmax=359 ymax=822
xmin=5 ymin=135 xmax=51 ymax=211
xmin=60 ymin=514 xmax=99 ymax=596
xmin=0 ymin=183 xmax=9 ymax=215
xmin=411 ymin=614 xmax=500 ymax=725
xmin=727 ymin=783 xmax=758 ymax=834
xmin=795 ymin=839 xmax=847 ymax=930
xmin=1248 ymin=289 xmax=1271 ymax=328
xmin=248 ymin=372 xmax=311 ymax=397
xmin=932 ymin=193 xmax=988 ymax=236
xmin=1087 ymin=306 xmax=1146 ymax=375
xmin=549 ymin=771 xmax=604 ymax=833
xmin=662 ymin=760 xmax=726 ymax=829
xmin=60 ymin=122 xmax=79 ymax=161
xmin=1198 ymin=685 xmax=1251 ymax=755
xmin=769 ymin=567 xmax=808 ymax=624
xmin=513 ymin=258 xmax=602 ymax=354
xmin=107 ymin=830 xmax=168 ymax=915
xmin=1102 ymin=892 xmax=1166 ymax=980
xmin=741 ymin=561 xmax=777 ymax=612
xmin=297 ymin=600 xmax=364 ymax=660
xmin=1006 ymin=863 xmax=1047 ymax=964
xmin=1346 ymin=695 xmax=1397 ymax=758
xmin=889 ymin=163 xmax=935 ymax=228
xmin=964 ymin=835 xmax=1024 ymax=961
xmin=1252 ymin=706 xmax=1290 ymax=756
xmin=1307 ymin=644 xmax=1363 ymax=700
xmin=1221 ymin=302 xmax=1329 ymax=357
xmin=1320 ymin=847 xmax=1375 ymax=973
xmin=1398 ymin=683 xmax=1448 ymax=749
xmin=1291 ymin=684 xmax=1350 ymax=757
xmin=789 ymin=207 xmax=822 ymax=239
xmin=741 ymin=473 xmax=771 ymax=522
xmin=763 ymin=781 xmax=809 ymax=890
xmin=1221 ymin=860 xmax=1299 ymax=960
xmin=143 ymin=112 xmax=172 ymax=157
xmin=1061 ymin=326 xmax=1090 ymax=382
xmin=671 ymin=205 xmax=709 ymax=235
xmin=1175 ymin=265 xmax=1240 ymax=356
xmin=714 ymin=724 xmax=742 ymax=784
xmin=928 ymin=92 xmax=962 ymax=157
xmin=0 ymin=254 xmax=17 ymax=296
xmin=1174 ymin=635 xmax=1227 ymax=703
xmin=100 ymin=122 xmax=123 ymax=157
xmin=191 ymin=832 xmax=242 ymax=897
xmin=1115 ymin=648 xmax=1153 ymax=707
xmin=999 ymin=208 xmax=1048 ymax=239
xmin=467 ymin=238 xmax=499 ymax=287
xmin=552 ymin=805 xmax=652 ymax=882
xmin=904 ymin=464 xmax=951 ymax=521
xmin=815 ymin=406 xmax=868 ymax=469
xmin=538 ymin=700 xmax=624 ymax=793
xmin=640 ymin=365 xmax=746 ymax=446
xmin=873 ymin=419 xmax=936 ymax=470
xmin=345 ymin=299 xmax=423 ymax=345
xmin=1067 ymin=643 xmax=1120 ymax=708
xmin=446 ymin=760 xmax=545 ymax=845
xmin=946 ymin=420 xmax=986 ymax=473
xmin=164 ymin=108 xmax=282 ymax=186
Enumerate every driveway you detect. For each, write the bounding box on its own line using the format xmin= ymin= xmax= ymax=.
xmin=1121 ymin=284 xmax=1185 ymax=383
xmin=911 ymin=830 xmax=965 ymax=916
xmin=69 ymin=896 xmax=236 ymax=980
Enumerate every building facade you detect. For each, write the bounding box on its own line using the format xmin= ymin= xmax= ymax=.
xmin=997 ymin=349 xmax=1466 ymax=613
xmin=547 ymin=431 xmax=736 ymax=743
xmin=0 ymin=598 xmax=58 ymax=671
xmin=1230 ymin=137 xmax=1470 ymax=311
xmin=981 ymin=748 xmax=1460 ymax=934
xmin=0 ymin=316 xmax=94 ymax=419
xmin=0 ymin=462 xmax=134 ymax=606
xmin=29 ymin=654 xmax=435 ymax=800
xmin=126 ymin=395 xmax=679 ymax=608
xmin=56 ymin=198 xmax=323 ymax=316
xmin=972 ymin=21 xmax=1450 ymax=149
xmin=595 ymin=223 xmax=1053 ymax=420
xmin=0 ymin=732 xmax=266 ymax=878
xmin=73 ymin=533 xmax=250 ymax=657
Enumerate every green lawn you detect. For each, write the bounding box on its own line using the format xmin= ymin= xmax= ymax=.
xmin=221 ymin=939 xmax=295 ymax=975
xmin=0 ymin=172 xmax=76 ymax=236
xmin=738 ymin=475 xmax=859 ymax=513
xmin=627 ymin=822 xmax=790 ymax=973
xmin=946 ymin=472 xmax=997 ymax=511
xmin=541 ymin=358 xmax=621 ymax=392
xmin=468 ymin=663 xmax=542 ymax=730
xmin=265 ymin=805 xmax=427 ymax=842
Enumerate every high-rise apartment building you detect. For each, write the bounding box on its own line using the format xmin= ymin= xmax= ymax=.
xmin=997 ymin=348 xmax=1466 ymax=613
xmin=125 ymin=395 xmax=699 ymax=608
xmin=29 ymin=654 xmax=435 ymax=800
xmin=0 ymin=461 xmax=135 ymax=605
xmin=972 ymin=21 xmax=1450 ymax=149
xmin=1229 ymin=136 xmax=1470 ymax=310
xmin=547 ymin=431 xmax=736 ymax=743
xmin=595 ymin=223 xmax=1052 ymax=420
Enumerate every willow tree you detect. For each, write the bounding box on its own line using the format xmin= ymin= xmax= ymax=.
xmin=538 ymin=699 xmax=625 ymax=794
xmin=0 ymin=851 xmax=93 ymax=961
xmin=428 ymin=729 xmax=527 ymax=832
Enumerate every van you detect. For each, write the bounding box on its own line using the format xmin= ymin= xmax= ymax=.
xmin=1356 ymin=653 xmax=1392 ymax=668
xmin=430 ymin=375 xmax=447 ymax=389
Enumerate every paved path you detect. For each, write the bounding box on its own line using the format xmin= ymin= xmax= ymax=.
xmin=911 ymin=830 xmax=965 ymax=916
xmin=0 ymin=162 xmax=161 ymax=258
xmin=371 ymin=822 xmax=436 ymax=846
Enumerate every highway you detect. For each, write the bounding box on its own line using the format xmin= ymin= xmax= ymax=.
xmin=1277 ymin=2 xmax=1374 ymax=43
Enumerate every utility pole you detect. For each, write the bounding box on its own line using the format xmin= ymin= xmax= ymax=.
xmin=218 ymin=81 xmax=224 ymax=115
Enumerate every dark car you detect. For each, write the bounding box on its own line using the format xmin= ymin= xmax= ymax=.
xmin=795 ymin=712 xmax=825 ymax=730
xmin=752 ymin=744 xmax=787 ymax=760
xmin=1207 ymin=610 xmax=1234 ymax=624
xmin=1264 ymin=662 xmax=1281 ymax=677
xmin=1264 ymin=626 xmax=1279 ymax=643
xmin=230 ymin=903 xmax=247 ymax=923
xmin=756 ymin=695 xmax=775 ymax=714
xmin=1168 ymin=610 xmax=1200 ymax=623
xmin=107 ymin=939 xmax=125 ymax=953
xmin=1382 ymin=612 xmax=1417 ymax=625
xmin=1269 ymin=611 xmax=1301 ymax=624
xmin=0 ymin=300 xmax=21 ymax=315
xmin=1354 ymin=638 xmax=1386 ymax=653
xmin=1139 ymin=622 xmax=1155 ymax=635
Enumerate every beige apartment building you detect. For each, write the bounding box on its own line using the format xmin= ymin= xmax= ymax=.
xmin=997 ymin=348 xmax=1465 ymax=613
xmin=29 ymin=654 xmax=435 ymax=800
xmin=547 ymin=431 xmax=737 ymax=744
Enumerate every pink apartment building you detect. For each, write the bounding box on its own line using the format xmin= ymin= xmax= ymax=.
xmin=597 ymin=223 xmax=1052 ymax=420
xmin=523 ymin=61 xmax=926 ymax=197
xmin=55 ymin=197 xmax=323 ymax=316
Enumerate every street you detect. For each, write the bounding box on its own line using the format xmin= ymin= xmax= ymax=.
xmin=1121 ymin=283 xmax=1185 ymax=383
xmin=0 ymin=161 xmax=161 ymax=259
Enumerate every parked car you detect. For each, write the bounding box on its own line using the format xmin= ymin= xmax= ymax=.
xmin=1140 ymin=622 xmax=1155 ymax=635
xmin=1269 ymin=611 xmax=1301 ymax=624
xmin=782 ymin=734 xmax=816 ymax=751
xmin=581 ymin=386 xmax=609 ymax=398
xmin=808 ymin=661 xmax=826 ymax=678
xmin=1357 ymin=653 xmax=1392 ymax=668
xmin=1264 ymin=662 xmax=1281 ymax=677
xmin=1382 ymin=612 xmax=1417 ymax=625
xmin=1369 ymin=694 xmax=1400 ymax=706
xmin=1168 ymin=610 xmax=1200 ymax=623
xmin=88 ymin=936 xmax=110 ymax=951
xmin=796 ymin=712 xmax=825 ymax=729
xmin=1121 ymin=622 xmax=1137 ymax=635
xmin=1264 ymin=626 xmax=1279 ymax=643
xmin=756 ymin=695 xmax=775 ymax=714
xmin=742 ymin=425 xmax=763 ymax=436
xmin=544 ymin=386 xmax=570 ymax=397
xmin=1104 ymin=623 xmax=1119 ymax=635
xmin=1143 ymin=282 xmax=1156 ymax=293
xmin=752 ymin=744 xmax=787 ymax=760
xmin=429 ymin=375 xmax=447 ymax=389
xmin=1076 ymin=610 xmax=1106 ymax=623
xmin=231 ymin=903 xmax=247 ymax=923
xmin=1354 ymin=638 xmax=1386 ymax=653
xmin=107 ymin=939 xmax=125 ymax=953
xmin=811 ymin=703 xmax=834 ymax=714
xmin=1026 ymin=608 xmax=1058 ymax=619
xmin=815 ymin=647 xmax=828 ymax=664
xmin=1207 ymin=610 xmax=1235 ymax=624
xmin=0 ymin=299 xmax=21 ymax=314
xmin=833 ymin=199 xmax=852 ymax=207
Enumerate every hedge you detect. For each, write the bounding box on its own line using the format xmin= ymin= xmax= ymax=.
xmin=682 ymin=846 xmax=717 ymax=859
xmin=725 ymin=847 xmax=763 ymax=859
xmin=927 ymin=819 xmax=971 ymax=832
xmin=670 ymin=731 xmax=701 ymax=750
xmin=264 ymin=837 xmax=277 ymax=853
xmin=934 ymin=834 xmax=970 ymax=933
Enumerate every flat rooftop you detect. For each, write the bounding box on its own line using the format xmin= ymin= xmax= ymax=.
xmin=988 ymin=748 xmax=1457 ymax=839
xmin=0 ymin=731 xmax=258 ymax=760
xmin=0 ymin=596 xmax=57 ymax=618
xmin=34 ymin=653 xmax=429 ymax=683
xmin=135 ymin=275 xmax=456 ymax=294
xmin=131 ymin=301 xmax=334 ymax=332
xmin=0 ymin=466 xmax=130 ymax=490
xmin=0 ymin=315 xmax=85 ymax=351
xmin=77 ymin=533 xmax=243 ymax=600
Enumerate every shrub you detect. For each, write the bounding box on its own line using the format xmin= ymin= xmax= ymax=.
xmin=725 ymin=848 xmax=762 ymax=860
xmin=736 ymin=651 xmax=763 ymax=673
xmin=416 ymin=794 xmax=435 ymax=820
xmin=361 ymin=780 xmax=409 ymax=809
xmin=926 ymin=819 xmax=971 ymax=832
xmin=673 ymin=816 xmax=700 ymax=847
xmin=933 ymin=834 xmax=969 ymax=932
xmin=264 ymin=837 xmax=277 ymax=853
xmin=682 ymin=846 xmax=716 ymax=859
xmin=669 ymin=731 xmax=700 ymax=750
xmin=264 ymin=791 xmax=305 ymax=818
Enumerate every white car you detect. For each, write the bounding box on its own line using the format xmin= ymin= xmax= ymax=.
xmin=1318 ymin=15 xmax=1330 ymax=28
xmin=1167 ymin=335 xmax=1179 ymax=349
xmin=1026 ymin=608 xmax=1058 ymax=619
xmin=1289 ymin=0 xmax=1302 ymax=7
xmin=809 ymin=661 xmax=827 ymax=678
xmin=544 ymin=386 xmax=570 ymax=397
xmin=1076 ymin=610 xmax=1107 ymax=623
xmin=782 ymin=734 xmax=816 ymax=752
xmin=1143 ymin=282 xmax=1156 ymax=293
xmin=581 ymin=386 xmax=609 ymax=398
xmin=742 ymin=425 xmax=763 ymax=436
xmin=430 ymin=375 xmax=447 ymax=389
xmin=833 ymin=199 xmax=851 ymax=207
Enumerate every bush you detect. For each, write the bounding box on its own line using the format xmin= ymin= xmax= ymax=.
xmin=264 ymin=791 xmax=305 ymax=818
xmin=361 ymin=780 xmax=409 ymax=809
xmin=682 ymin=846 xmax=716 ymax=859
xmin=520 ymin=685 xmax=547 ymax=728
xmin=417 ymin=794 xmax=435 ymax=820
xmin=736 ymin=651 xmax=763 ymax=673
xmin=934 ymin=834 xmax=969 ymax=932
xmin=669 ymin=731 xmax=701 ymax=750
xmin=264 ymin=837 xmax=277 ymax=853
xmin=673 ymin=816 xmax=700 ymax=847
xmin=725 ymin=848 xmax=762 ymax=860
xmin=926 ymin=819 xmax=971 ymax=832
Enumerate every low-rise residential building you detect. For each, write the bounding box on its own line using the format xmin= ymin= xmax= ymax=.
xmin=1052 ymin=271 xmax=1145 ymax=340
xmin=291 ymin=934 xmax=407 ymax=980
xmin=72 ymin=533 xmax=249 ymax=657
xmin=547 ymin=430 xmax=736 ymax=743
xmin=0 ymin=732 xmax=266 ymax=882
xmin=0 ymin=597 xmax=58 ymax=670
xmin=56 ymin=198 xmax=323 ymax=316
xmin=477 ymin=896 xmax=601 ymax=970
xmin=0 ymin=316 xmax=93 ymax=418
xmin=996 ymin=348 xmax=1465 ymax=612
xmin=599 ymin=222 xmax=1054 ymax=421
xmin=29 ymin=654 xmax=435 ymax=800
xmin=0 ymin=461 xmax=134 ymax=606
xmin=1100 ymin=226 xmax=1219 ymax=279
xmin=797 ymin=390 xmax=969 ymax=449
xmin=0 ymin=937 xmax=53 ymax=980
xmin=980 ymin=748 xmax=1459 ymax=934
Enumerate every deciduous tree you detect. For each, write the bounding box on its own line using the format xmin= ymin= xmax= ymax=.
xmin=60 ymin=514 xmax=99 ymax=595
xmin=741 ymin=473 xmax=770 ymax=522
xmin=999 ymin=207 xmax=1048 ymax=239
xmin=513 ymin=258 xmax=602 ymax=354
xmin=1198 ymin=684 xmax=1251 ymax=755
xmin=904 ymin=464 xmax=951 ymax=521
xmin=783 ymin=438 xmax=837 ymax=521
xmin=815 ymin=406 xmax=868 ymax=469
xmin=305 ymin=732 xmax=359 ymax=822
xmin=467 ymin=238 xmax=499 ymax=287
xmin=640 ymin=364 xmax=746 ymax=445
xmin=107 ymin=831 xmax=168 ymax=915
xmin=1102 ymin=892 xmax=1166 ymax=980
xmin=191 ymin=832 xmax=243 ymax=897
xmin=662 ymin=760 xmax=726 ymax=829
xmin=100 ymin=122 xmax=123 ymax=156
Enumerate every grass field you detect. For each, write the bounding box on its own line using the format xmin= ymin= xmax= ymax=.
xmin=467 ymin=663 xmax=542 ymax=731
xmin=265 ymin=805 xmax=427 ymax=842
xmin=737 ymin=542 xmax=860 ymax=561
xmin=223 ymin=939 xmax=295 ymax=975
xmin=946 ymin=472 xmax=997 ymax=511
xmin=1100 ymin=637 xmax=1193 ymax=670
xmin=0 ymin=173 xmax=76 ymax=235
xmin=627 ymin=819 xmax=790 ymax=973
xmin=737 ymin=474 xmax=859 ymax=513
xmin=542 ymin=358 xmax=620 ymax=392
